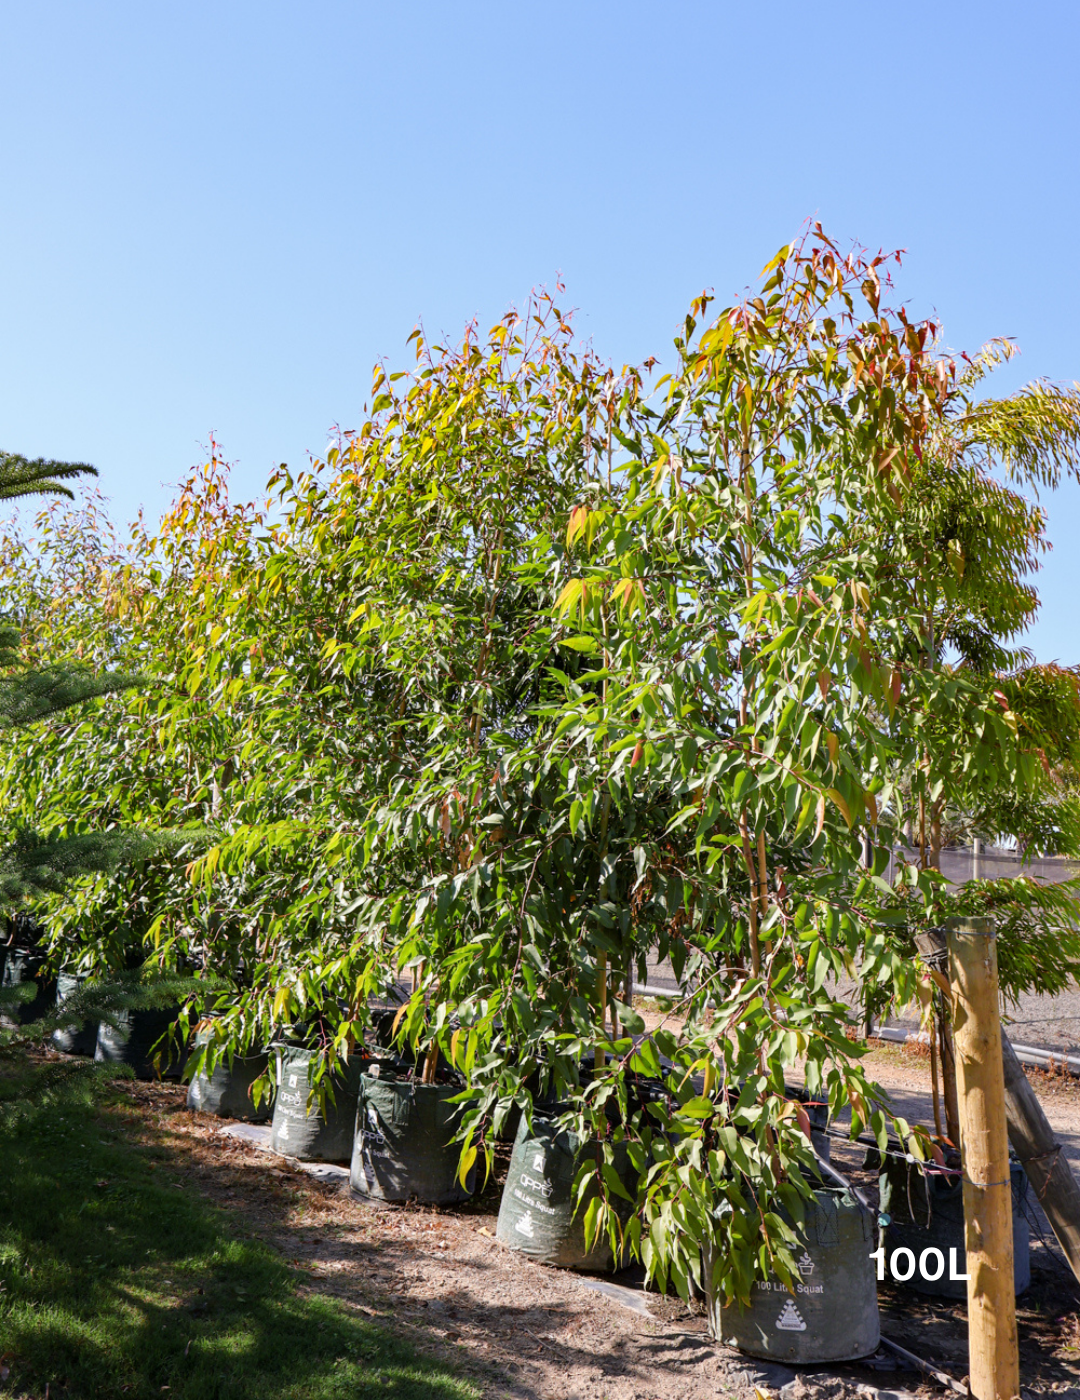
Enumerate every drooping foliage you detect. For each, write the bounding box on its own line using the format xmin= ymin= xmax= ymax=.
xmin=3 ymin=234 xmax=1080 ymax=1310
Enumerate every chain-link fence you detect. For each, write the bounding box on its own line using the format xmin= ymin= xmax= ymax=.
xmin=641 ymin=847 xmax=1080 ymax=1053
xmin=884 ymin=844 xmax=1079 ymax=888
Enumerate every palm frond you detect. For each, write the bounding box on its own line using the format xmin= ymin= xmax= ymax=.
xmin=956 ymin=381 xmax=1080 ymax=492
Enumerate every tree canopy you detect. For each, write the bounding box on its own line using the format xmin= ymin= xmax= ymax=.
xmin=3 ymin=230 xmax=1080 ymax=1307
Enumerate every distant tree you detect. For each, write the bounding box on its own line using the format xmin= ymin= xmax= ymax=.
xmin=0 ymin=451 xmax=182 ymax=912
xmin=0 ymin=451 xmax=97 ymax=503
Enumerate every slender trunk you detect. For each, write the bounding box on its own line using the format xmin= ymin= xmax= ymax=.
xmin=755 ymin=829 xmax=769 ymax=929
xmin=939 ymin=1009 xmax=962 ymax=1150
xmin=930 ymin=1027 xmax=945 ymax=1141
xmin=740 ymin=815 xmax=762 ymax=977
xmin=595 ymin=608 xmax=613 ymax=1072
xmin=428 ymin=535 xmax=507 ymax=1093
xmin=918 ymin=790 xmax=928 ymax=872
xmin=470 ymin=527 xmax=506 ymax=750
xmin=919 ymin=606 xmax=956 ymax=1138
xmin=930 ymin=799 xmax=943 ymax=873
xmin=595 ymin=952 xmax=609 ymax=1072
xmin=737 ymin=448 xmax=764 ymax=979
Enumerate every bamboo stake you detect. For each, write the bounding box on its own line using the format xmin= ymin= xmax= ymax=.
xmin=946 ymin=917 xmax=1019 ymax=1400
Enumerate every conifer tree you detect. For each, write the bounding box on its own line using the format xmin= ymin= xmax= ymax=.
xmin=0 ymin=450 xmax=167 ymax=907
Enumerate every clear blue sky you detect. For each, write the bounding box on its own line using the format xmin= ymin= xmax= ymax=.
xmin=1 ymin=2 xmax=1077 ymax=660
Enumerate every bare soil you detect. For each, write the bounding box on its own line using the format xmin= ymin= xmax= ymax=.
xmin=102 ymin=1042 xmax=1080 ymax=1400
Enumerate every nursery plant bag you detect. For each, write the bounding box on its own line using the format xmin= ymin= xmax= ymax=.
xmin=350 ymin=1068 xmax=474 ymax=1205
xmin=270 ymin=1046 xmax=364 ymax=1161
xmin=52 ymin=971 xmax=98 ymax=1055
xmin=2 ymin=948 xmax=56 ymax=1025
xmin=187 ymin=1035 xmax=272 ymax=1121
xmin=495 ymin=1110 xmax=638 ymax=1271
xmin=95 ymin=1004 xmax=184 ymax=1080
xmin=710 ymin=1186 xmax=880 ymax=1363
xmin=879 ymin=1152 xmax=1030 ymax=1298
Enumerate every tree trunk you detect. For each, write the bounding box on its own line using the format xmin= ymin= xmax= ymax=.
xmin=940 ymin=1010 xmax=962 ymax=1150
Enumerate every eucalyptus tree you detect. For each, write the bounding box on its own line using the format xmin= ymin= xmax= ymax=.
xmin=171 ymin=294 xmax=648 ymax=1085
xmin=346 ymin=229 xmax=1068 ymax=1309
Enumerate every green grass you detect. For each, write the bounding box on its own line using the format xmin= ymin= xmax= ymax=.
xmin=0 ymin=1087 xmax=479 ymax=1400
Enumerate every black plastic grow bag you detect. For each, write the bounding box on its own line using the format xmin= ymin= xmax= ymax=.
xmin=95 ymin=1004 xmax=185 ymax=1080
xmin=1 ymin=948 xmax=56 ymax=1025
xmin=879 ymin=1152 xmax=1030 ymax=1298
xmin=710 ymin=1185 xmax=880 ymax=1362
xmin=187 ymin=1035 xmax=272 ymax=1121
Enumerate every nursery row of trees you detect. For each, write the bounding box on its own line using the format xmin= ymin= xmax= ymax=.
xmin=5 ymin=227 xmax=1080 ymax=1303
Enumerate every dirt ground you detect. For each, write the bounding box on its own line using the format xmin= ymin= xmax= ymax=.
xmin=99 ymin=1040 xmax=1080 ymax=1400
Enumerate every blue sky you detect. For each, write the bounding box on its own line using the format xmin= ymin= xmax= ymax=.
xmin=1 ymin=2 xmax=1077 ymax=660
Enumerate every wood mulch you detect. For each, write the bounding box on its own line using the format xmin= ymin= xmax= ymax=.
xmin=103 ymin=1069 xmax=1080 ymax=1400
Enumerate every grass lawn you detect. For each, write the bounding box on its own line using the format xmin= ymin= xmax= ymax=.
xmin=0 ymin=1082 xmax=480 ymax=1400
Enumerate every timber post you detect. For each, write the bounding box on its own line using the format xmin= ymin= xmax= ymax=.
xmin=1001 ymin=1030 xmax=1080 ymax=1284
xmin=946 ymin=917 xmax=1019 ymax=1400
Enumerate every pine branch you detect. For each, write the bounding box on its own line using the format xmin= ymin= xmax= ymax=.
xmin=0 ymin=825 xmax=210 ymax=899
xmin=0 ymin=972 xmax=212 ymax=1122
xmin=0 ymin=982 xmax=36 ymax=1022
xmin=0 ymin=1057 xmax=129 ymax=1123
xmin=0 ymin=622 xmax=21 ymax=669
xmin=16 ymin=970 xmax=213 ymax=1044
xmin=0 ymin=665 xmax=141 ymax=730
xmin=0 ymin=452 xmax=97 ymax=502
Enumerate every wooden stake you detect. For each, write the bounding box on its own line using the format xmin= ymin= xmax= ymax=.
xmin=946 ymin=917 xmax=1019 ymax=1400
xmin=1001 ymin=1029 xmax=1080 ymax=1286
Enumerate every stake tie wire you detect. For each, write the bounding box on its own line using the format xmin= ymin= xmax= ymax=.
xmin=1014 ymin=1142 xmax=1063 ymax=1201
xmin=1019 ymin=1142 xmax=1062 ymax=1168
